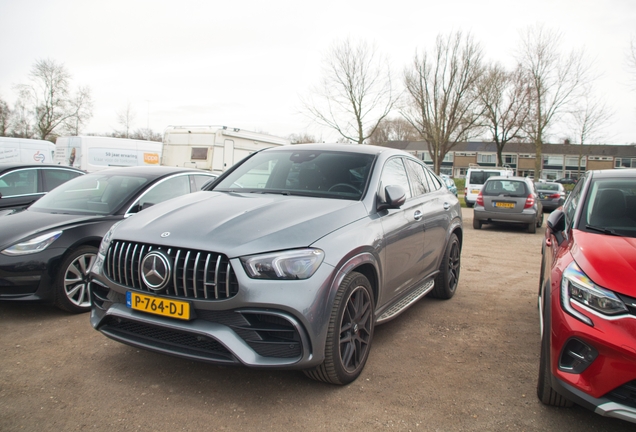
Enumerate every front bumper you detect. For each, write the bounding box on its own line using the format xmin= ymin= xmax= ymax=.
xmin=90 ymin=258 xmax=338 ymax=369
xmin=0 ymin=247 xmax=66 ymax=302
xmin=549 ymin=284 xmax=636 ymax=424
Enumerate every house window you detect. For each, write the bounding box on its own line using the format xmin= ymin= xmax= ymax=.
xmin=477 ymin=154 xmax=496 ymax=164
xmin=565 ymin=156 xmax=586 ymax=167
xmin=542 ymin=155 xmax=564 ymax=166
xmin=503 ymin=154 xmax=517 ymax=165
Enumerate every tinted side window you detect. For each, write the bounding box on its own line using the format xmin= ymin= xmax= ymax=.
xmin=380 ymin=158 xmax=411 ymax=200
xmin=0 ymin=169 xmax=38 ymax=197
xmin=426 ymin=170 xmax=443 ymax=191
xmin=137 ymin=176 xmax=190 ymax=209
xmin=42 ymin=169 xmax=82 ymax=192
xmin=404 ymin=159 xmax=428 ymax=196
xmin=192 ymin=174 xmax=216 ymax=191
xmin=564 ymin=178 xmax=584 ymax=227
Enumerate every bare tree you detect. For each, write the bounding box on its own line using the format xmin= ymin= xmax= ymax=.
xmin=628 ymin=35 xmax=636 ymax=88
xmin=402 ymin=31 xmax=485 ymax=174
xmin=516 ymin=24 xmax=589 ymax=179
xmin=15 ymin=59 xmax=93 ymax=140
xmin=0 ymin=96 xmax=11 ymax=136
xmin=116 ymin=101 xmax=136 ymax=138
xmin=62 ymin=86 xmax=94 ymax=136
xmin=288 ymin=132 xmax=317 ymax=144
xmin=570 ymin=89 xmax=614 ymax=177
xmin=477 ymin=63 xmax=530 ymax=166
xmin=302 ymin=38 xmax=397 ymax=143
xmin=367 ymin=117 xmax=419 ymax=144
xmin=130 ymin=128 xmax=162 ymax=142
xmin=10 ymin=96 xmax=33 ymax=138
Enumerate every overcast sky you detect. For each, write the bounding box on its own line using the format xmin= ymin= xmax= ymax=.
xmin=1 ymin=0 xmax=635 ymax=144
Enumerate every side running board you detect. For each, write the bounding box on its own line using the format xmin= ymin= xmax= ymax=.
xmin=377 ymin=280 xmax=435 ymax=324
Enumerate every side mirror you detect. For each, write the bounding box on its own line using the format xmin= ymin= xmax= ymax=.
xmin=547 ymin=210 xmax=566 ymax=245
xmin=377 ymin=185 xmax=406 ymax=211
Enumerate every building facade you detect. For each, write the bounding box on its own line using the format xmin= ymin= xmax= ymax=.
xmin=379 ymin=141 xmax=636 ymax=180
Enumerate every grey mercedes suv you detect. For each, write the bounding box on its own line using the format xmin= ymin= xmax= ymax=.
xmin=90 ymin=143 xmax=463 ymax=384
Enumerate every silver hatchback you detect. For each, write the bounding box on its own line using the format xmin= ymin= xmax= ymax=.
xmin=473 ymin=176 xmax=543 ymax=233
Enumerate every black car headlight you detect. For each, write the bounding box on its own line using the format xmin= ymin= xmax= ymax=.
xmin=561 ymin=261 xmax=628 ymax=326
xmin=1 ymin=231 xmax=63 ymax=256
xmin=241 ymin=248 xmax=325 ymax=280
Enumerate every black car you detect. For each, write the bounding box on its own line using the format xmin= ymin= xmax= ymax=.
xmin=0 ymin=163 xmax=85 ymax=215
xmin=555 ymin=177 xmax=577 ymax=185
xmin=0 ymin=166 xmax=217 ymax=313
xmin=535 ymin=181 xmax=566 ymax=212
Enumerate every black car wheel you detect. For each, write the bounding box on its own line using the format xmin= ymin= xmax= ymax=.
xmin=430 ymin=233 xmax=461 ymax=299
xmin=54 ymin=245 xmax=97 ymax=313
xmin=528 ymin=221 xmax=537 ymax=234
xmin=472 ymin=217 xmax=482 ymax=230
xmin=536 ymin=212 xmax=544 ymax=228
xmin=304 ymin=272 xmax=374 ymax=385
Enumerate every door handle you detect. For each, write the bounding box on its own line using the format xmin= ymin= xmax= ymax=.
xmin=414 ymin=210 xmax=423 ymax=221
xmin=545 ymin=238 xmax=552 ymax=247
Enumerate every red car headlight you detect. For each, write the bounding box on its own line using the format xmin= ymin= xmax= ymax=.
xmin=561 ymin=262 xmax=629 ymax=326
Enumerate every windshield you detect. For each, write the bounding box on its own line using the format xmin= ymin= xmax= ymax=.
xmin=580 ymin=178 xmax=636 ymax=237
xmin=469 ymin=170 xmax=502 ymax=185
xmin=31 ymin=173 xmax=149 ymax=214
xmin=213 ymin=150 xmax=375 ymax=200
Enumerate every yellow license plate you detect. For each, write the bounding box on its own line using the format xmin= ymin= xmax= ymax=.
xmin=495 ymin=202 xmax=515 ymax=208
xmin=471 ymin=189 xmax=480 ymax=194
xmin=126 ymin=291 xmax=191 ymax=320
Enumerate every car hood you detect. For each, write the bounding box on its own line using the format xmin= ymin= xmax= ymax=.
xmin=0 ymin=210 xmax=104 ymax=250
xmin=113 ymin=191 xmax=369 ymax=258
xmin=571 ymin=230 xmax=636 ymax=296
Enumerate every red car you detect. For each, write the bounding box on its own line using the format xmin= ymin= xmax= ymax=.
xmin=538 ymin=169 xmax=636 ymax=423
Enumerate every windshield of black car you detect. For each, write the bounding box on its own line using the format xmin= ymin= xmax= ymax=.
xmin=213 ymin=150 xmax=375 ymax=200
xmin=482 ymin=180 xmax=528 ymax=197
xmin=579 ymin=178 xmax=636 ymax=237
xmin=30 ymin=174 xmax=149 ymax=214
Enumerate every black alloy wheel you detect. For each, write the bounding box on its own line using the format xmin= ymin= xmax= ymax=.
xmin=303 ymin=272 xmax=374 ymax=385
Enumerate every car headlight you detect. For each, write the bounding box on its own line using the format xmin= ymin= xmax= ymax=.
xmin=561 ymin=261 xmax=628 ymax=326
xmin=98 ymin=221 xmax=123 ymax=257
xmin=1 ymin=231 xmax=63 ymax=256
xmin=240 ymin=248 xmax=325 ymax=280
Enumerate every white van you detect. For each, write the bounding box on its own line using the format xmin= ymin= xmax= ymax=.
xmin=54 ymin=136 xmax=162 ymax=172
xmin=0 ymin=137 xmax=56 ymax=164
xmin=464 ymin=165 xmax=514 ymax=207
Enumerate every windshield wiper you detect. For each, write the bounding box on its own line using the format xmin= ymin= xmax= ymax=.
xmin=585 ymin=225 xmax=619 ymax=236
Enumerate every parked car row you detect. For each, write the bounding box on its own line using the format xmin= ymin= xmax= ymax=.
xmin=2 ymin=145 xmax=635 ymax=425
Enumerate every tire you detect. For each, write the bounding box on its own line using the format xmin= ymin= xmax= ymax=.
xmin=537 ymin=212 xmax=544 ymax=228
xmin=537 ymin=296 xmax=573 ymax=407
xmin=472 ymin=217 xmax=481 ymax=230
xmin=528 ymin=221 xmax=536 ymax=234
xmin=430 ymin=233 xmax=461 ymax=299
xmin=465 ymin=201 xmax=474 ymax=208
xmin=54 ymin=246 xmax=97 ymax=313
xmin=304 ymin=272 xmax=374 ymax=385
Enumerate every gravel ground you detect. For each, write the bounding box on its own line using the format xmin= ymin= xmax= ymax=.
xmin=1 ymin=208 xmax=633 ymax=431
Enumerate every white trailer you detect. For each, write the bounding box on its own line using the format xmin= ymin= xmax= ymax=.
xmin=161 ymin=126 xmax=290 ymax=173
xmin=54 ymin=136 xmax=162 ymax=172
xmin=0 ymin=137 xmax=56 ymax=164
